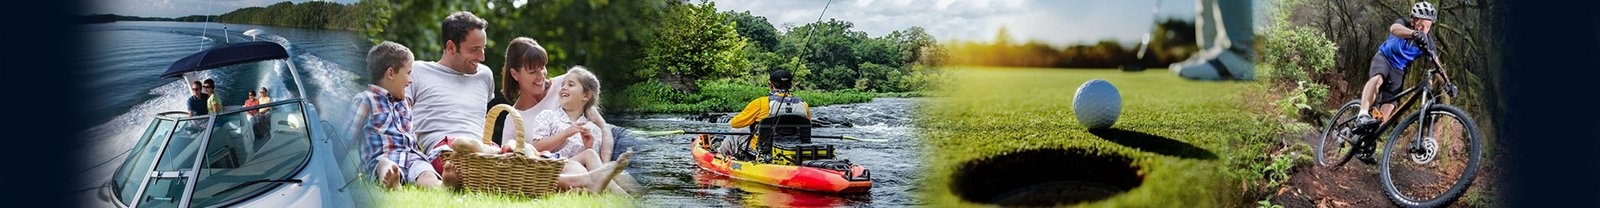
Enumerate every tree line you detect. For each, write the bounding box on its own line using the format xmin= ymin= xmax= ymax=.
xmin=944 ymin=18 xmax=1198 ymax=69
xmin=215 ymin=1 xmax=376 ymax=31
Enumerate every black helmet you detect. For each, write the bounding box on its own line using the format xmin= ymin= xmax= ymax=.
xmin=1411 ymin=2 xmax=1436 ymax=20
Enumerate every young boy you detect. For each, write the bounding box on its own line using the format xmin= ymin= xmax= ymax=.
xmin=355 ymin=41 xmax=445 ymax=189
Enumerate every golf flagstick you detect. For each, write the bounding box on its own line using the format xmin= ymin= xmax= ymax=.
xmin=627 ymin=129 xmax=888 ymax=142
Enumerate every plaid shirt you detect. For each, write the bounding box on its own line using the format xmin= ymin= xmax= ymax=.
xmin=356 ymin=85 xmax=425 ymax=173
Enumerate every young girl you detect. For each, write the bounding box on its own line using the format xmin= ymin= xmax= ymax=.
xmin=526 ymin=67 xmax=604 ymax=158
xmin=490 ymin=38 xmax=627 ymax=193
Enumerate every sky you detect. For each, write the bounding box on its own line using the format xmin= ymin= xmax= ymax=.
xmin=713 ymin=0 xmax=1211 ymax=47
xmin=83 ymin=0 xmax=359 ymax=18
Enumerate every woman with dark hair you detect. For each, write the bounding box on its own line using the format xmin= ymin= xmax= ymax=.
xmin=488 ymin=37 xmax=628 ymax=193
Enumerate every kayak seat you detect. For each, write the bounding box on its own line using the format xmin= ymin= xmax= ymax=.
xmin=754 ymin=114 xmax=812 ymax=161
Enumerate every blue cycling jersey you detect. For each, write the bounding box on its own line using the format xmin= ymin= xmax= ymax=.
xmin=1378 ymin=35 xmax=1424 ymax=76
xmin=1376 ymin=18 xmax=1435 ymax=77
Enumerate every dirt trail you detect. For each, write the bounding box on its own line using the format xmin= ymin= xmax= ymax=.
xmin=1270 ymin=133 xmax=1394 ymax=207
xmin=1271 ymin=132 xmax=1499 ymax=207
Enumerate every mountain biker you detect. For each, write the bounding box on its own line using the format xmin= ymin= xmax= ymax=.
xmin=1353 ymin=1 xmax=1457 ymax=161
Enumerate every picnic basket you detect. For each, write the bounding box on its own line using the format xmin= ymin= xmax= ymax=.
xmin=438 ymin=104 xmax=565 ymax=198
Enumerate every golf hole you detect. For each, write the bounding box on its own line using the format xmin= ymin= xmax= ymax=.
xmin=949 ymin=148 xmax=1143 ymax=206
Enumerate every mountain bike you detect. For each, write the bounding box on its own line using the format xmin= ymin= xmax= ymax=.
xmin=1315 ymin=53 xmax=1484 ymax=207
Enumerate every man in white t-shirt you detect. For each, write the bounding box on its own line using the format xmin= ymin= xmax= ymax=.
xmin=403 ymin=11 xmax=494 ymax=177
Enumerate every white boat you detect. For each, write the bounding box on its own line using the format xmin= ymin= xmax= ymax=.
xmin=97 ymin=41 xmax=366 ymax=208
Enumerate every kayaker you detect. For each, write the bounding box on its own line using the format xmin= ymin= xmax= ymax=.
xmin=717 ymin=69 xmax=811 ymax=159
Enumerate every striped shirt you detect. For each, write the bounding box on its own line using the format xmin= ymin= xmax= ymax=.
xmin=356 ymin=85 xmax=426 ymax=173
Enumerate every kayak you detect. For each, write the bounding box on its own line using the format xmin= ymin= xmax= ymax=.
xmin=692 ymin=134 xmax=872 ymax=193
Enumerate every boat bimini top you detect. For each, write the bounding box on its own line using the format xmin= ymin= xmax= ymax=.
xmin=106 ymin=41 xmax=361 ymax=208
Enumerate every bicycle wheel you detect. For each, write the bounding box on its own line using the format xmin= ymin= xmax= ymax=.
xmin=1379 ymin=105 xmax=1483 ymax=207
xmin=1316 ymin=100 xmax=1362 ymax=167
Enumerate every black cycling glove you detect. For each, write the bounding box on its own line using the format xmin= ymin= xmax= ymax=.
xmin=1412 ymin=31 xmax=1432 ymax=46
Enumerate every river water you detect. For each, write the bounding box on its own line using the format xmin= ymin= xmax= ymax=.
xmin=614 ymin=98 xmax=926 ymax=207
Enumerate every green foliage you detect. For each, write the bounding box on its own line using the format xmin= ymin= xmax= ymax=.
xmin=366 ymin=0 xmax=664 ymax=110
xmin=778 ymin=57 xmax=812 ymax=84
xmin=620 ymin=79 xmax=875 ymax=114
xmin=216 ymin=1 xmax=374 ymax=31
xmin=1275 ymin=81 xmax=1331 ymax=121
xmin=1260 ymin=152 xmax=1297 ymax=188
xmin=641 ymin=1 xmax=748 ymax=92
xmin=1259 ymin=26 xmax=1336 ymax=83
xmin=812 ymin=65 xmax=856 ymax=90
xmin=618 ymin=3 xmax=943 ymax=112
xmin=723 ymin=10 xmax=780 ymax=51
xmin=1256 ymin=197 xmax=1286 ymax=208
xmin=1259 ymin=0 xmax=1337 ymax=123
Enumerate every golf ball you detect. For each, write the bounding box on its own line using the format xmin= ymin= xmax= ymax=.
xmin=1072 ymin=79 xmax=1121 ymax=129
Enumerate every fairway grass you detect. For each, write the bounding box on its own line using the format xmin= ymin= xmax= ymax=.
xmin=918 ymin=67 xmax=1280 ymax=207
xmin=379 ymin=186 xmax=634 ymax=207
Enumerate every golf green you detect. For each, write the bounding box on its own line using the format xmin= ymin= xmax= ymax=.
xmin=918 ymin=67 xmax=1278 ymax=207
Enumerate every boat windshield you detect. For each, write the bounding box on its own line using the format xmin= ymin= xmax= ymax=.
xmin=117 ymin=101 xmax=313 ymax=208
xmin=116 ymin=55 xmax=316 ymax=207
xmin=188 ymin=101 xmax=312 ymax=207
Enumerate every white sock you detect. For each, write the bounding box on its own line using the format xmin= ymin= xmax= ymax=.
xmin=1358 ymin=109 xmax=1370 ymax=117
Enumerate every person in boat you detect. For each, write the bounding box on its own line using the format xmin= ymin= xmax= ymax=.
xmin=256 ymin=87 xmax=272 ymax=112
xmin=251 ymin=86 xmax=273 ymax=141
xmin=354 ymin=41 xmax=445 ymax=189
xmin=205 ymin=78 xmax=222 ymax=114
xmin=188 ymin=80 xmax=209 ymax=115
xmin=244 ymin=90 xmax=258 ymax=115
xmin=716 ymin=69 xmax=810 ymax=159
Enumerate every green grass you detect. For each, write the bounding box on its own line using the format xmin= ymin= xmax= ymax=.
xmin=618 ymin=79 xmax=915 ymax=114
xmin=918 ymin=67 xmax=1281 ymax=207
xmin=378 ymin=186 xmax=634 ymax=207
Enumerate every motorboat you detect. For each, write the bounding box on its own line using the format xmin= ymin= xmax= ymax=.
xmin=98 ymin=41 xmax=365 ymax=207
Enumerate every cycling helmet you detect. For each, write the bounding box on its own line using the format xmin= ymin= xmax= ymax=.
xmin=1412 ymin=2 xmax=1437 ymax=20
